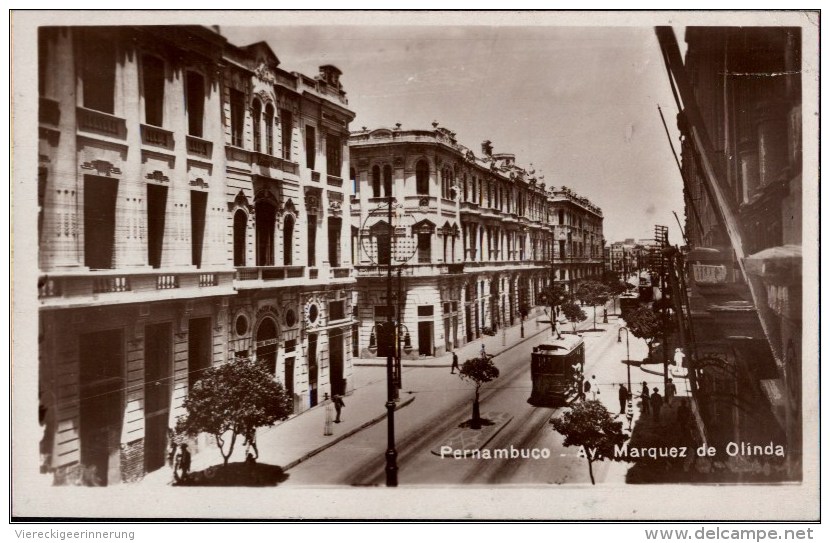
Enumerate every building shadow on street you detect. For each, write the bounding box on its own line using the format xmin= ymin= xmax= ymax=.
xmin=176 ymin=461 xmax=290 ymax=487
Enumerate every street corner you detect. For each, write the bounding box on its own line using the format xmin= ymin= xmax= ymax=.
xmin=430 ymin=411 xmax=513 ymax=458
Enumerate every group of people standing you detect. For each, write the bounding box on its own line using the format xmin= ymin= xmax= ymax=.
xmin=638 ymin=378 xmax=678 ymax=423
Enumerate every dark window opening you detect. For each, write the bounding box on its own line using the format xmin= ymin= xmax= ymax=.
xmin=230 ymin=88 xmax=245 ymax=148
xmin=251 ymin=99 xmax=262 ymax=152
xmin=416 ymin=160 xmax=429 ymax=195
xmin=256 ymin=317 xmax=278 ymax=375
xmin=307 ymin=215 xmax=317 ymax=267
xmin=418 ymin=232 xmax=431 ymax=263
xmin=190 ymin=191 xmax=207 ymax=268
xmin=233 ymin=210 xmax=247 ymax=266
xmin=329 ymin=300 xmax=345 ymax=321
xmin=264 ymin=104 xmax=274 ymax=155
xmin=147 ymin=184 xmax=168 ymax=269
xmin=188 ymin=317 xmax=212 ymax=392
xmin=305 ymin=126 xmax=316 ymax=169
xmin=377 ymin=234 xmax=391 ymax=266
xmin=326 ymin=133 xmax=341 ymax=177
xmin=82 ymin=34 xmax=116 ymax=114
xmin=186 ymin=71 xmax=205 ymax=138
xmin=328 ymin=217 xmax=341 ymax=267
xmin=255 ymin=200 xmax=276 ymax=266
xmin=418 ymin=305 xmax=434 ymax=317
xmin=383 ymin=165 xmax=392 ymax=197
xmin=84 ymin=176 xmax=118 ymax=270
xmin=283 ymin=214 xmax=294 ymax=266
xmin=350 ymin=168 xmax=357 ymax=195
xmin=142 ymin=55 xmax=165 ymax=127
xmin=372 ymin=165 xmax=381 ymax=198
xmin=280 ymin=109 xmax=292 ymax=160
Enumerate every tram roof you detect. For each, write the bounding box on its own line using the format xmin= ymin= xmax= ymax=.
xmin=535 ymin=334 xmax=584 ymax=353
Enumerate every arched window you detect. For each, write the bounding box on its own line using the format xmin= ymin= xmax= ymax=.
xmin=255 ymin=200 xmax=277 ymax=266
xmin=233 ymin=210 xmax=247 ymax=266
xmin=372 ymin=165 xmax=381 ymax=198
xmin=251 ymin=99 xmax=262 ymax=152
xmin=383 ymin=165 xmax=392 ymax=197
xmin=264 ymin=103 xmax=275 ymax=155
xmin=416 ymin=160 xmax=429 ymax=195
xmin=283 ymin=214 xmax=295 ymax=265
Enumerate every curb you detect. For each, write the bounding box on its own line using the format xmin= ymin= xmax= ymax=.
xmin=280 ymin=395 xmax=416 ymax=472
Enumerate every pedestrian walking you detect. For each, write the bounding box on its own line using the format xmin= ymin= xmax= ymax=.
xmin=174 ymin=443 xmax=191 ymax=484
xmin=650 ymin=387 xmax=663 ymax=423
xmin=666 ymin=378 xmax=677 ymax=407
xmin=640 ymin=381 xmax=650 ymax=416
xmin=450 ymin=351 xmax=459 ymax=374
xmin=582 ymin=378 xmax=591 ymax=401
xmin=480 ymin=344 xmax=487 ymax=359
xmin=590 ymin=375 xmax=600 ymax=401
xmin=333 ymin=394 xmax=345 ymax=423
xmin=618 ymin=384 xmax=629 ymax=414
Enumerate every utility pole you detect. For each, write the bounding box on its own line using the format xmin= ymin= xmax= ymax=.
xmin=654 ymin=225 xmax=669 ymax=392
xmin=385 ymin=197 xmax=398 ymax=487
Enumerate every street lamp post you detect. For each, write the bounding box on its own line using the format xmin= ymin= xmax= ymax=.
xmin=618 ymin=326 xmax=631 ymax=393
xmin=383 ymin=195 xmax=397 ymax=487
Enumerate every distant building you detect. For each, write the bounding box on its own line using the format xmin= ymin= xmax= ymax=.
xmin=349 ymin=126 xmax=603 ymax=358
xmin=37 ymin=26 xmax=355 ymax=485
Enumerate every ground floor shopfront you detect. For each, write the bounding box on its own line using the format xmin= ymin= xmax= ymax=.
xmin=39 ymin=285 xmax=355 ymax=486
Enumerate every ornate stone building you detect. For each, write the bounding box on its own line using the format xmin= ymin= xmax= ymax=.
xmin=349 ymin=125 xmax=603 ymax=359
xmin=37 ymin=26 xmax=355 ymax=485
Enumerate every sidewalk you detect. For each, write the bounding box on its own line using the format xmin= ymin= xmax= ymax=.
xmin=141 ymin=364 xmax=415 ymax=487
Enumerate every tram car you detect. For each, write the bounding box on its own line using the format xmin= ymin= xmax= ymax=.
xmin=528 ymin=335 xmax=585 ymax=407
xmin=638 ymin=273 xmax=654 ymax=302
xmin=619 ymin=292 xmax=640 ymax=318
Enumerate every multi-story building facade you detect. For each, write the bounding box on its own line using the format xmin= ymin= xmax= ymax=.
xmin=349 ymin=125 xmax=603 ymax=359
xmin=37 ymin=26 xmax=355 ymax=485
xmin=658 ymin=26 xmax=802 ymax=478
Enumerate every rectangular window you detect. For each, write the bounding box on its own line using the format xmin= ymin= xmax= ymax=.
xmin=374 ymin=306 xmax=392 ymax=319
xmin=84 ymin=176 xmax=118 ymax=270
xmin=186 ymin=72 xmax=205 ymax=138
xmin=307 ymin=215 xmax=317 ymax=267
xmin=417 ymin=305 xmax=434 ymax=317
xmin=142 ymin=55 xmax=165 ymax=127
xmin=329 ymin=300 xmax=346 ymax=321
xmin=443 ymin=302 xmax=451 ymax=314
xmin=377 ymin=234 xmax=391 ymax=266
xmin=188 ymin=317 xmax=212 ymax=391
xmin=306 ymin=126 xmax=316 ymax=170
xmin=328 ymin=217 xmax=341 ymax=267
xmin=285 ymin=339 xmax=297 ymax=353
xmin=147 ymin=184 xmax=168 ymax=269
xmin=326 ymin=133 xmax=341 ymax=177
xmin=418 ymin=232 xmax=431 ymax=263
xmin=230 ymin=88 xmax=245 ymax=148
xmin=280 ymin=109 xmax=293 ymax=160
xmin=82 ymin=34 xmax=115 ymax=114
xmin=190 ymin=191 xmax=207 ymax=268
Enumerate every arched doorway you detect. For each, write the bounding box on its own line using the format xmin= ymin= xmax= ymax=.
xmin=255 ymin=317 xmax=278 ymax=375
xmin=283 ymin=214 xmax=295 ymax=265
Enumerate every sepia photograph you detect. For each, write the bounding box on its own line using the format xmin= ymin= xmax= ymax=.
xmin=10 ymin=9 xmax=820 ymax=521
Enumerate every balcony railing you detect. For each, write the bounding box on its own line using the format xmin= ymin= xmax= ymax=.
xmin=310 ymin=170 xmax=321 ymax=182
xmin=38 ymin=269 xmax=234 ymax=307
xmin=186 ymin=135 xmax=213 ymax=159
xmin=330 ymin=267 xmax=351 ymax=279
xmin=141 ymin=124 xmax=174 ymax=149
xmin=355 ymin=262 xmax=467 ymax=278
xmin=235 ymin=265 xmax=306 ymax=283
xmin=251 ymin=151 xmax=300 ymax=176
xmin=327 ymin=175 xmax=343 ymax=187
xmin=77 ymin=107 xmax=126 ymax=139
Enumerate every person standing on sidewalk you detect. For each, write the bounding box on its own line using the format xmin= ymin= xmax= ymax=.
xmin=590 ymin=375 xmax=600 ymax=401
xmin=618 ymin=384 xmax=629 ymax=414
xmin=450 ymin=351 xmax=459 ymax=374
xmin=333 ymin=394 xmax=345 ymax=423
xmin=666 ymin=378 xmax=677 ymax=407
xmin=175 ymin=443 xmax=191 ymax=484
xmin=640 ymin=382 xmax=650 ymax=416
xmin=480 ymin=344 xmax=487 ymax=359
xmin=650 ymin=387 xmax=663 ymax=423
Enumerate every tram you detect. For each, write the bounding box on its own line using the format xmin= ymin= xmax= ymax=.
xmin=619 ymin=292 xmax=640 ymax=318
xmin=638 ymin=273 xmax=654 ymax=302
xmin=527 ymin=335 xmax=585 ymax=407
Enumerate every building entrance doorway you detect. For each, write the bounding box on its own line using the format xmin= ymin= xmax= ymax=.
xmin=255 ymin=317 xmax=278 ymax=374
xmin=418 ymin=321 xmax=433 ymax=356
xmin=329 ymin=329 xmax=344 ymax=397
xmin=144 ymin=322 xmax=172 ymax=475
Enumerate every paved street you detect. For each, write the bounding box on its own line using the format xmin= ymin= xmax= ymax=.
xmin=282 ymin=302 xmax=656 ymax=486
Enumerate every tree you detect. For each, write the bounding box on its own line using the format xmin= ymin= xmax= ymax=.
xmin=575 ymin=280 xmax=610 ymax=330
xmin=605 ymin=279 xmax=629 ymax=315
xmin=560 ymin=301 xmax=587 ymax=333
xmin=458 ymin=356 xmax=500 ymax=430
xmin=625 ymin=305 xmax=662 ymax=357
xmin=550 ymin=400 xmax=627 ymax=484
xmin=538 ymin=282 xmax=570 ymax=335
xmin=176 ymin=359 xmax=293 ymax=466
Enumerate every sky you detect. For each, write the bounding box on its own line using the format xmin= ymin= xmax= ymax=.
xmin=222 ymin=24 xmax=687 ymax=245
